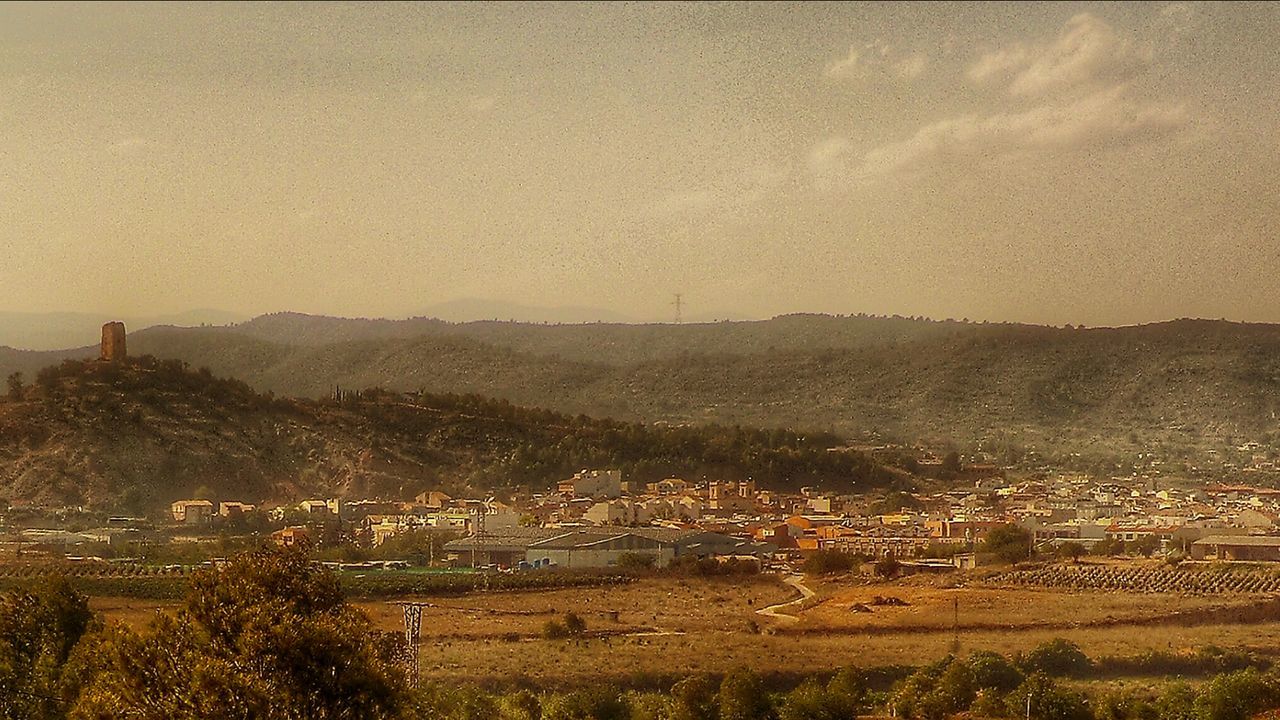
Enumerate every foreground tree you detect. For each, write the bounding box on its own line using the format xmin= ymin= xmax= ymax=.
xmin=70 ymin=546 xmax=407 ymax=720
xmin=0 ymin=578 xmax=94 ymax=720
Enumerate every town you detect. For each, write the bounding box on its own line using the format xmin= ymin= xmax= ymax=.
xmin=9 ymin=460 xmax=1280 ymax=572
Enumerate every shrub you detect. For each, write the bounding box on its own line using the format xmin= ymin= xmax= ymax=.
xmin=802 ymin=550 xmax=858 ymax=576
xmin=1020 ymin=638 xmax=1091 ymax=677
xmin=874 ymin=556 xmax=902 ymax=579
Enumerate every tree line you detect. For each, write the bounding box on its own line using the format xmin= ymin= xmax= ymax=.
xmin=3 ymin=546 xmax=1280 ymax=720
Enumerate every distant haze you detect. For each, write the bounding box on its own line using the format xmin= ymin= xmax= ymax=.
xmin=2 ymin=2 xmax=1278 ymax=326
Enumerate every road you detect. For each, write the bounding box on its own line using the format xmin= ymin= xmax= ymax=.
xmin=755 ymin=574 xmax=815 ymax=623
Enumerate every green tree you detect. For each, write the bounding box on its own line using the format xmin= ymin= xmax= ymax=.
xmin=497 ymin=689 xmax=542 ymax=720
xmin=670 ymin=674 xmax=718 ymax=720
xmin=983 ymin=524 xmax=1034 ymax=564
xmin=967 ymin=650 xmax=1024 ymax=692
xmin=70 ymin=546 xmax=407 ymax=720
xmin=779 ymin=677 xmax=851 ymax=720
xmin=0 ymin=578 xmax=94 ymax=720
xmin=1193 ymin=668 xmax=1278 ymax=720
xmin=1004 ymin=674 xmax=1091 ymax=720
xmin=718 ymin=668 xmax=774 ymax=720
xmin=1056 ymin=542 xmax=1087 ymax=563
xmin=541 ymin=688 xmax=628 ymax=720
xmin=1154 ymin=682 xmax=1198 ymax=720
xmin=1020 ymin=638 xmax=1091 ymax=677
xmin=5 ymin=372 xmax=23 ymax=401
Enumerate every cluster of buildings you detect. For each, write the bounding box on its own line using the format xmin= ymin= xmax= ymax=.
xmin=18 ymin=460 xmax=1280 ymax=568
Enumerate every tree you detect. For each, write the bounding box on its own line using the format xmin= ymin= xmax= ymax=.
xmin=1056 ymin=542 xmax=1087 ymax=563
xmin=1193 ymin=668 xmax=1279 ymax=720
xmin=1154 ymin=682 xmax=1198 ymax=720
xmin=803 ymin=550 xmax=857 ymax=575
xmin=670 ymin=674 xmax=719 ymax=720
xmin=779 ymin=677 xmax=851 ymax=720
xmin=70 ymin=546 xmax=407 ymax=720
xmin=541 ymin=688 xmax=628 ymax=720
xmin=1020 ymin=638 xmax=1091 ymax=678
xmin=983 ymin=524 xmax=1034 ymax=564
xmin=967 ymin=650 xmax=1024 ymax=692
xmin=1005 ymin=673 xmax=1091 ymax=720
xmin=941 ymin=451 xmax=962 ymax=474
xmin=718 ymin=668 xmax=773 ymax=720
xmin=5 ymin=372 xmax=22 ymax=401
xmin=0 ymin=578 xmax=94 ymax=720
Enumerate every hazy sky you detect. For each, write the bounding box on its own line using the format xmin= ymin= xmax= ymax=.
xmin=2 ymin=1 xmax=1278 ymax=326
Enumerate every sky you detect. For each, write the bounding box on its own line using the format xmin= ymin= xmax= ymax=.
xmin=1 ymin=1 xmax=1278 ymax=326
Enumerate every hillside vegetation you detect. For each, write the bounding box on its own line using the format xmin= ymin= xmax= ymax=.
xmin=6 ymin=314 xmax=1280 ymax=458
xmin=0 ymin=356 xmax=895 ymax=511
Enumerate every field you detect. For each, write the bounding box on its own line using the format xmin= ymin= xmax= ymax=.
xmin=90 ymin=566 xmax=1280 ymax=688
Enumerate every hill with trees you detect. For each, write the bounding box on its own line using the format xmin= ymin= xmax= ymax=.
xmin=0 ymin=356 xmax=897 ymax=512
xmin=6 ymin=313 xmax=1280 ymax=462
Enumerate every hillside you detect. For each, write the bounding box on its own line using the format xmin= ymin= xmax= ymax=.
xmin=0 ymin=356 xmax=895 ymax=512
xmin=6 ymin=314 xmax=1280 ymax=459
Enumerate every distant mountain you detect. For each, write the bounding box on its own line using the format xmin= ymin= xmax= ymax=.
xmin=0 ymin=309 xmax=245 ymax=351
xmin=419 ymin=298 xmax=638 ymax=324
xmin=5 ymin=313 xmax=1280 ymax=461
xmin=0 ymin=357 xmax=893 ymax=511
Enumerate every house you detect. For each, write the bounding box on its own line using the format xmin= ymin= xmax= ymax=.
xmin=558 ymin=469 xmax=623 ymax=499
xmin=298 ymin=499 xmax=337 ymax=515
xmin=1191 ymin=535 xmax=1280 ymax=562
xmin=171 ymin=500 xmax=215 ymax=525
xmin=525 ymin=530 xmax=678 ymax=569
xmin=444 ymin=527 xmax=569 ymax=567
xmin=218 ymin=501 xmax=255 ymax=519
xmin=648 ymin=478 xmax=689 ymax=495
xmin=272 ymin=526 xmax=312 ymax=548
xmin=584 ymin=500 xmax=651 ymax=526
xmin=414 ymin=491 xmax=453 ymax=509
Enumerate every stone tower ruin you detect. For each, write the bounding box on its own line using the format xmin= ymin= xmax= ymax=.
xmin=101 ymin=322 xmax=127 ymax=362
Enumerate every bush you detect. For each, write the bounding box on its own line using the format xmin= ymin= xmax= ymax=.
xmin=1020 ymin=638 xmax=1091 ymax=677
xmin=874 ymin=556 xmax=902 ymax=579
xmin=1005 ymin=673 xmax=1091 ymax=720
xmin=968 ymin=650 xmax=1024 ymax=692
xmin=544 ymin=612 xmax=586 ymax=639
xmin=802 ymin=550 xmax=858 ymax=575
xmin=1193 ymin=668 xmax=1280 ymax=720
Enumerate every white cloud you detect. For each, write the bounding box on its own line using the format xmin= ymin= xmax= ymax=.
xmin=825 ymin=42 xmax=927 ymax=83
xmin=967 ymin=45 xmax=1030 ymax=83
xmin=825 ymin=47 xmax=867 ymax=81
xmin=894 ymin=53 xmax=928 ymax=80
xmin=858 ymin=85 xmax=1187 ymax=176
xmin=808 ymin=137 xmax=852 ymax=171
xmin=968 ymin=13 xmax=1149 ymax=96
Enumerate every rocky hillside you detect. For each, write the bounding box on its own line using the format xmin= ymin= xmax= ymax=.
xmin=5 ymin=314 xmax=1280 ymax=458
xmin=0 ymin=356 xmax=895 ymax=512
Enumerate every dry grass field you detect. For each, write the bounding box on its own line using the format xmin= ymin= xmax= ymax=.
xmin=89 ymin=568 xmax=1280 ymax=687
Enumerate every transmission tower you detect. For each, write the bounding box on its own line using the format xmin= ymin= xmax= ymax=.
xmin=673 ymin=293 xmax=684 ymax=324
xmin=398 ymin=601 xmax=427 ymax=687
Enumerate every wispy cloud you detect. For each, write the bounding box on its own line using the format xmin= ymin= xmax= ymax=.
xmin=858 ymin=85 xmax=1187 ymax=176
xmin=825 ymin=42 xmax=928 ymax=83
xmin=814 ymin=12 xmax=1189 ymax=181
xmin=969 ymin=13 xmax=1150 ymax=96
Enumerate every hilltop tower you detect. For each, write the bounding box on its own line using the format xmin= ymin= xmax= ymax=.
xmin=101 ymin=322 xmax=127 ymax=362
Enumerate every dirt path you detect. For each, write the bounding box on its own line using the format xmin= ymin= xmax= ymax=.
xmin=756 ymin=575 xmax=815 ymax=623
